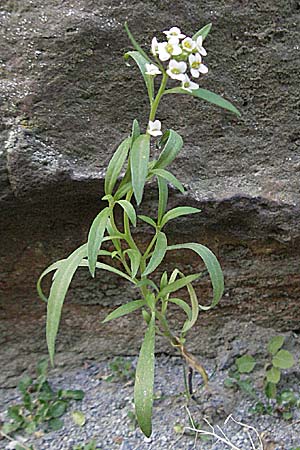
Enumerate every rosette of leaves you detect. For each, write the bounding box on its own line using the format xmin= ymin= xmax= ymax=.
xmin=37 ymin=23 xmax=240 ymax=437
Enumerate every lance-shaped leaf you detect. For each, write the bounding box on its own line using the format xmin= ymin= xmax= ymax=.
xmin=164 ymin=87 xmax=241 ymax=117
xmin=143 ymin=232 xmax=167 ymax=276
xmin=134 ymin=313 xmax=156 ymax=437
xmin=125 ymin=248 xmax=141 ymax=278
xmin=124 ymin=51 xmax=154 ymax=102
xmin=132 ymin=119 xmax=140 ymax=143
xmin=102 ymin=299 xmax=145 ymax=323
xmin=157 ymin=176 xmax=168 ymax=225
xmin=167 ymin=243 xmax=224 ymax=309
xmin=117 ymin=200 xmax=137 ymax=227
xmin=104 ymin=137 xmax=131 ymax=195
xmin=160 ymin=206 xmax=201 ymax=227
xmin=80 ymin=259 xmax=136 ymax=284
xmin=130 ymin=134 xmax=150 ymax=205
xmin=168 ymin=298 xmax=192 ymax=320
xmin=37 ymin=260 xmax=65 ymax=302
xmin=138 ymin=215 xmax=157 ymax=228
xmin=192 ymin=23 xmax=212 ymax=41
xmin=152 ymin=168 xmax=185 ymax=194
xmin=124 ymin=22 xmax=152 ymax=63
xmin=182 ymin=281 xmax=199 ymax=334
xmin=153 ymin=129 xmax=183 ymax=170
xmin=87 ymin=207 xmax=110 ymax=277
xmin=159 ymin=273 xmax=201 ymax=298
xmin=47 ymin=244 xmax=87 ymax=365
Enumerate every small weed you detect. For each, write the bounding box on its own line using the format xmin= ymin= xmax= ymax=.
xmin=1 ymin=359 xmax=84 ymax=437
xmin=225 ymin=336 xmax=299 ymax=419
xmin=72 ymin=440 xmax=97 ymax=450
xmin=104 ymin=357 xmax=135 ymax=382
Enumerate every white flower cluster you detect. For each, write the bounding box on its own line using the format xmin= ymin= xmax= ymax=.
xmin=149 ymin=26 xmax=208 ymax=92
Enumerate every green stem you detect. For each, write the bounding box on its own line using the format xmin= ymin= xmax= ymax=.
xmin=149 ymin=70 xmax=168 ymax=122
xmin=109 ymin=211 xmax=132 ymax=276
xmin=123 ymin=190 xmax=140 ymax=253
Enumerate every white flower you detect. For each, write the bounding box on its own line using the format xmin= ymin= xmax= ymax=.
xmin=181 ymin=37 xmax=196 ymax=53
xmin=145 ymin=63 xmax=161 ymax=76
xmin=147 ymin=120 xmax=162 ymax=137
xmin=151 ymin=37 xmax=159 ymax=56
xmin=163 ymin=26 xmax=185 ymax=41
xmin=195 ymin=35 xmax=207 ymax=56
xmin=181 ymin=74 xmax=199 ymax=92
xmin=166 ymin=59 xmax=187 ymax=81
xmin=189 ymin=53 xmax=208 ymax=77
xmin=157 ymin=40 xmax=182 ymax=61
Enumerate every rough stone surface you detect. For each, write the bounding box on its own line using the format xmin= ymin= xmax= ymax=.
xmin=0 ymin=0 xmax=300 ymax=386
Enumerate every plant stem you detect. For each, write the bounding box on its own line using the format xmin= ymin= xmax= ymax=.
xmin=149 ymin=71 xmax=168 ymax=122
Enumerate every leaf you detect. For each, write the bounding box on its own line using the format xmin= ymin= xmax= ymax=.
xmin=182 ymin=282 xmax=199 ymax=334
xmin=87 ymin=207 xmax=110 ymax=277
xmin=124 ymin=51 xmax=154 ymax=102
xmin=161 ymin=206 xmax=201 ymax=227
xmin=164 ymin=87 xmax=241 ymax=117
xmin=59 ymin=390 xmax=85 ymax=400
xmin=236 ymin=355 xmax=256 ymax=373
xmin=266 ymin=366 xmax=281 ymax=384
xmin=167 ymin=243 xmax=224 ymax=309
xmin=18 ymin=375 xmax=32 ymax=395
xmin=265 ymin=381 xmax=277 ymax=399
xmin=153 ymin=129 xmax=183 ymax=170
xmin=125 ymin=249 xmax=141 ymax=278
xmin=46 ymin=244 xmax=87 ymax=365
xmin=272 ymin=349 xmax=295 ymax=369
xmin=102 ymin=299 xmax=145 ymax=323
xmin=37 ymin=358 xmax=48 ymax=378
xmin=48 ymin=400 xmax=67 ymax=418
xmin=48 ymin=418 xmax=64 ymax=430
xmin=72 ymin=411 xmax=86 ymax=427
xmin=152 ymin=168 xmax=185 ymax=193
xmin=168 ymin=298 xmax=192 ymax=320
xmin=130 ymin=134 xmax=150 ymax=205
xmin=157 ymin=176 xmax=168 ymax=225
xmin=143 ymin=232 xmax=167 ymax=276
xmin=104 ymin=137 xmax=131 ymax=195
xmin=192 ymin=23 xmax=212 ymax=41
xmin=132 ymin=118 xmax=140 ymax=143
xmin=79 ymin=259 xmax=135 ymax=284
xmin=134 ymin=313 xmax=155 ymax=437
xmin=268 ymin=335 xmax=285 ymax=355
xmin=160 ymin=271 xmax=168 ymax=290
xmin=138 ymin=215 xmax=157 ymax=228
xmin=37 ymin=260 xmax=65 ymax=302
xmin=159 ymin=273 xmax=201 ymax=298
xmin=136 ymin=278 xmax=159 ymax=292
xmin=124 ymin=22 xmax=152 ymax=63
xmin=117 ymin=200 xmax=137 ymax=227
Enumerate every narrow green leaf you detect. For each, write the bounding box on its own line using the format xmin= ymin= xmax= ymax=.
xmin=159 ymin=273 xmax=201 ymax=298
xmin=87 ymin=207 xmax=110 ymax=277
xmin=106 ymin=218 xmax=122 ymax=253
xmin=138 ymin=215 xmax=157 ymax=228
xmin=104 ymin=137 xmax=131 ymax=195
xmin=60 ymin=389 xmax=85 ymax=400
xmin=160 ymin=271 xmax=168 ymax=290
xmin=153 ymin=129 xmax=183 ymax=170
xmin=152 ymin=168 xmax=185 ymax=193
xmin=143 ymin=232 xmax=167 ymax=276
xmin=102 ymin=299 xmax=145 ymax=323
xmin=168 ymin=298 xmax=192 ymax=320
xmin=236 ymin=355 xmax=256 ymax=373
xmin=167 ymin=243 xmax=224 ymax=309
xmin=268 ymin=335 xmax=285 ymax=355
xmin=134 ymin=313 xmax=155 ymax=437
xmin=136 ymin=278 xmax=159 ymax=292
xmin=79 ymin=259 xmax=135 ymax=284
xmin=272 ymin=350 xmax=295 ymax=369
xmin=125 ymin=248 xmax=141 ymax=278
xmin=164 ymin=87 xmax=241 ymax=117
xmin=266 ymin=366 xmax=281 ymax=384
xmin=130 ymin=134 xmax=150 ymax=205
xmin=161 ymin=206 xmax=201 ymax=227
xmin=265 ymin=381 xmax=277 ymax=399
xmin=157 ymin=176 xmax=168 ymax=225
xmin=37 ymin=260 xmax=65 ymax=302
xmin=192 ymin=23 xmax=212 ymax=41
xmin=182 ymin=282 xmax=199 ymax=333
xmin=124 ymin=22 xmax=152 ymax=63
xmin=47 ymin=244 xmax=87 ymax=365
xmin=117 ymin=200 xmax=137 ymax=227
xmin=124 ymin=51 xmax=154 ymax=102
xmin=132 ymin=119 xmax=140 ymax=143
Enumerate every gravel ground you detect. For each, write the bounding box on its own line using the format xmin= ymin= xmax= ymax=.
xmin=1 ymin=355 xmax=300 ymax=450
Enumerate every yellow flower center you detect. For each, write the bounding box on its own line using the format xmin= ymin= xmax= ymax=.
xmin=166 ymin=43 xmax=174 ymax=54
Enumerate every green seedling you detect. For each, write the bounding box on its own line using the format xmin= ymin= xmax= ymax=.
xmin=1 ymin=359 xmax=84 ymax=437
xmin=105 ymin=357 xmax=135 ymax=382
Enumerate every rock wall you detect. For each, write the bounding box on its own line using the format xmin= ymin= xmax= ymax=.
xmin=1 ymin=0 xmax=300 ymax=386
